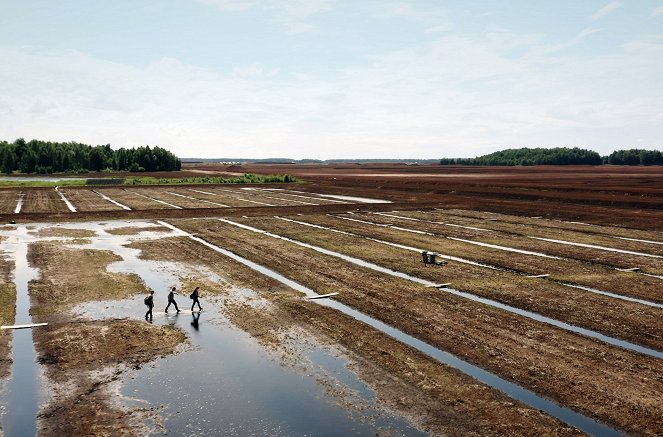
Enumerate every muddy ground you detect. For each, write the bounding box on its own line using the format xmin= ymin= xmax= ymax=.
xmin=26 ymin=237 xmax=186 ymax=436
xmin=3 ymin=164 xmax=662 ymax=232
xmin=129 ymin=235 xmax=581 ymax=436
xmin=0 ymin=257 xmax=16 ymax=378
xmin=0 ymin=164 xmax=660 ymax=435
xmin=168 ymin=218 xmax=663 ymax=435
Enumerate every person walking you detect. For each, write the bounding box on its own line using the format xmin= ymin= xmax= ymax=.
xmin=165 ymin=286 xmax=180 ymax=313
xmin=144 ymin=290 xmax=154 ymax=320
xmin=190 ymin=286 xmax=203 ymax=312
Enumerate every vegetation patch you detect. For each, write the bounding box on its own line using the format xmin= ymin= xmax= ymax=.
xmin=28 ymin=242 xmax=146 ymax=316
xmin=36 ymin=228 xmax=96 ymax=239
xmin=106 ymin=226 xmax=171 ymax=236
xmin=37 ymin=320 xmax=185 ymax=375
xmin=123 ymin=173 xmax=297 ymax=185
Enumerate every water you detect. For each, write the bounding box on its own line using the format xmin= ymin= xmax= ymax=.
xmin=325 ymin=214 xmax=663 ymax=308
xmin=216 ymin=218 xmax=663 ymax=360
xmin=0 ymin=220 xmax=423 ymax=436
xmin=316 ymin=194 xmax=392 ymax=203
xmin=157 ymin=221 xmax=622 ymax=437
xmin=1 ymin=227 xmax=42 ymax=437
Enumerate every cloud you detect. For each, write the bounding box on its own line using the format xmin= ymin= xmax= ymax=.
xmin=194 ymin=0 xmax=255 ymax=11
xmin=1 ymin=27 xmax=662 ymax=159
xmin=653 ymin=6 xmax=663 ymax=16
xmin=194 ymin=0 xmax=333 ymax=34
xmin=589 ymin=1 xmax=621 ymax=22
xmin=425 ymin=25 xmax=453 ymax=34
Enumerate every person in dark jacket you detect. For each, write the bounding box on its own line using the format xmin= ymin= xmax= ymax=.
xmin=144 ymin=290 xmax=154 ymax=320
xmin=190 ymin=286 xmax=203 ymax=312
xmin=165 ymin=286 xmax=180 ymax=313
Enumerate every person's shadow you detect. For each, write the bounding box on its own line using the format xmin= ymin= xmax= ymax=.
xmin=191 ymin=312 xmax=201 ymax=331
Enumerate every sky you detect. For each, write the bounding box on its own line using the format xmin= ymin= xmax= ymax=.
xmin=0 ymin=1 xmax=662 ymax=159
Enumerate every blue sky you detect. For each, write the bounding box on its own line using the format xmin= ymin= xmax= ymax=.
xmin=0 ymin=1 xmax=661 ymax=159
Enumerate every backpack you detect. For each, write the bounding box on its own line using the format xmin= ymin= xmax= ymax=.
xmin=144 ymin=296 xmax=150 ymax=305
xmin=189 ymin=293 xmax=194 ymax=299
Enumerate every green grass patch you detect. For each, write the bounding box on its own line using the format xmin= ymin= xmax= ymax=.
xmin=0 ymin=173 xmax=297 ymax=187
xmin=123 ymin=173 xmax=298 ymax=185
xmin=0 ymin=179 xmax=87 ymax=188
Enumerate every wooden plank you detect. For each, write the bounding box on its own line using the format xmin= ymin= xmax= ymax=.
xmin=526 ymin=274 xmax=550 ymax=278
xmin=307 ymin=292 xmax=339 ymax=300
xmin=1 ymin=323 xmax=48 ymax=330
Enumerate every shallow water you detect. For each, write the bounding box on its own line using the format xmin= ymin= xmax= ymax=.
xmin=217 ymin=219 xmax=663 ymax=360
xmin=0 ymin=227 xmax=42 ymax=437
xmin=0 ymin=220 xmax=423 ymax=436
xmin=160 ymin=221 xmax=622 ymax=437
xmin=80 ymin=295 xmax=423 ymax=436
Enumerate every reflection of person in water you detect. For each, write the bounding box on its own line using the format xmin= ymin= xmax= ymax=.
xmin=191 ymin=312 xmax=201 ymax=331
xmin=165 ymin=286 xmax=180 ymax=313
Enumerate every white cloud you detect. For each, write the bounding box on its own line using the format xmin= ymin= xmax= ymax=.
xmin=194 ymin=0 xmax=255 ymax=11
xmin=425 ymin=25 xmax=452 ymax=34
xmin=1 ymin=27 xmax=662 ymax=159
xmin=589 ymin=1 xmax=621 ymax=22
xmin=194 ymin=0 xmax=333 ymax=34
xmin=653 ymin=6 xmax=663 ymax=16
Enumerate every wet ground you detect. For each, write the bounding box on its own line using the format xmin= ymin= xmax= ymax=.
xmin=0 ymin=220 xmax=426 ymax=436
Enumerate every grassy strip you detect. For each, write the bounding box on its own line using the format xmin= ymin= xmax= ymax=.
xmin=0 ymin=173 xmax=298 ymax=187
xmin=0 ymin=179 xmax=87 ymax=187
xmin=123 ymin=173 xmax=297 ymax=185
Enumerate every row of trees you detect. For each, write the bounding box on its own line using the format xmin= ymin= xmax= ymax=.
xmin=0 ymin=138 xmax=181 ymax=174
xmin=603 ymin=149 xmax=663 ymax=166
xmin=440 ymin=148 xmax=662 ymax=166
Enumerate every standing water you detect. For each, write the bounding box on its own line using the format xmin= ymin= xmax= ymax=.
xmin=0 ymin=220 xmax=424 ymax=435
xmin=1 ymin=227 xmax=41 ymax=436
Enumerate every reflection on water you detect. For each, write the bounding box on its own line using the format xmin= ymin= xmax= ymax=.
xmin=0 ymin=220 xmax=423 ymax=436
xmin=77 ymin=294 xmax=424 ymax=436
xmin=0 ymin=227 xmax=42 ymax=437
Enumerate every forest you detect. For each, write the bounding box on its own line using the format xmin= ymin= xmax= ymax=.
xmin=439 ymin=147 xmax=663 ymax=166
xmin=0 ymin=138 xmax=181 ymax=174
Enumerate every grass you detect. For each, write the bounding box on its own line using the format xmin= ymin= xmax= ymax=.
xmin=0 ymin=179 xmax=87 ymax=188
xmin=28 ymin=242 xmax=146 ymax=316
xmin=123 ymin=173 xmax=298 ymax=185
xmin=0 ymin=173 xmax=298 ymax=187
xmin=0 ymin=283 xmax=16 ymax=326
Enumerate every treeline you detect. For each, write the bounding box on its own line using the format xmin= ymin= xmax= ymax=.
xmin=0 ymin=138 xmax=181 ymax=174
xmin=440 ymin=148 xmax=662 ymax=166
xmin=603 ymin=149 xmax=663 ymax=165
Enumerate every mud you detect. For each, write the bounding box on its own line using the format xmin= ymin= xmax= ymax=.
xmin=20 ymin=226 xmax=188 ymax=436
xmin=169 ymin=218 xmax=663 ymax=435
xmin=0 ymin=258 xmax=16 ymax=378
xmin=130 ymin=234 xmax=583 ymax=436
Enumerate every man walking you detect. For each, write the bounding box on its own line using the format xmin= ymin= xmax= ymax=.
xmin=144 ymin=290 xmax=154 ymax=320
xmin=165 ymin=286 xmax=180 ymax=313
xmin=190 ymin=286 xmax=203 ymax=312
